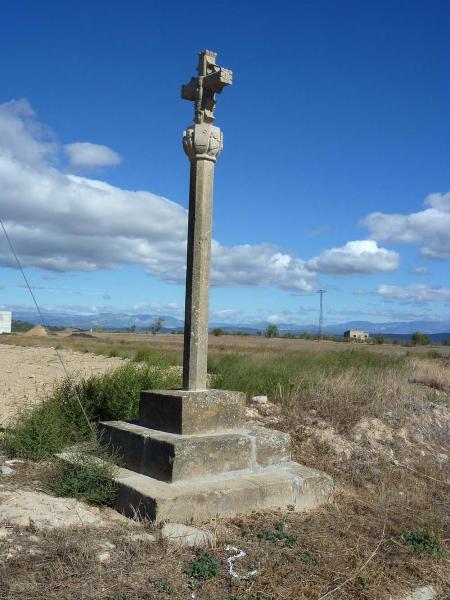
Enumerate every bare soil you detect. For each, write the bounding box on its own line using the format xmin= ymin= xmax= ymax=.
xmin=0 ymin=345 xmax=124 ymax=426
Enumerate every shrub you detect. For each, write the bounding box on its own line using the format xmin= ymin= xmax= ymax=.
xmin=1 ymin=363 xmax=181 ymax=460
xmin=45 ymin=442 xmax=119 ymax=505
xmin=211 ymin=327 xmax=224 ymax=336
xmin=149 ymin=318 xmax=164 ymax=335
xmin=264 ymin=324 xmax=278 ymax=338
xmin=373 ymin=336 xmax=389 ymax=344
xmin=411 ymin=332 xmax=430 ymax=346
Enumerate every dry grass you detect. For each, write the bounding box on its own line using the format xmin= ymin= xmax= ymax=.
xmin=0 ymin=346 xmax=449 ymax=599
xmin=2 ymin=330 xmax=449 ymax=359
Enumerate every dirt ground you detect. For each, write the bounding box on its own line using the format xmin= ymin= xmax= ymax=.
xmin=0 ymin=345 xmax=124 ymax=426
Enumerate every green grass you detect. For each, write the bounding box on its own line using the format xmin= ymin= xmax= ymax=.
xmin=1 ymin=362 xmax=181 ymax=460
xmin=132 ymin=346 xmax=178 ymax=367
xmin=1 ymin=348 xmax=404 ymax=461
xmin=208 ymin=349 xmax=405 ymax=399
xmin=45 ymin=441 xmax=119 ymax=505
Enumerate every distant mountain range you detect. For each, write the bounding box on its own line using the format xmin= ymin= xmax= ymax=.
xmin=6 ymin=308 xmax=450 ymax=339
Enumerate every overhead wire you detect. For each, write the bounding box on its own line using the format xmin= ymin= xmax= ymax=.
xmin=0 ymin=218 xmax=94 ymax=434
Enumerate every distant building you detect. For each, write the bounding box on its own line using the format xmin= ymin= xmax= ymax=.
xmin=344 ymin=328 xmax=369 ymax=340
xmin=0 ymin=310 xmax=12 ymax=334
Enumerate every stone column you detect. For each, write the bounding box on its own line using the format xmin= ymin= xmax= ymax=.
xmin=182 ymin=123 xmax=223 ymax=390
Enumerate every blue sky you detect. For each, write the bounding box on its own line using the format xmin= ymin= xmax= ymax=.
xmin=0 ymin=0 xmax=449 ymax=326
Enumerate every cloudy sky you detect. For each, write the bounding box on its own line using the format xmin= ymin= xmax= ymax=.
xmin=0 ymin=1 xmax=449 ymax=326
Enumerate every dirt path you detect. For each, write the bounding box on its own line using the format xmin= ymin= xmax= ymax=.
xmin=0 ymin=345 xmax=125 ymax=426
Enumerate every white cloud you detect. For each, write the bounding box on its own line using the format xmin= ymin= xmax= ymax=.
xmin=362 ymin=191 xmax=450 ymax=261
xmin=306 ymin=240 xmax=400 ymax=275
xmin=377 ymin=284 xmax=450 ymax=303
xmin=211 ymin=244 xmax=316 ymax=292
xmin=63 ymin=142 xmax=122 ymax=169
xmin=410 ymin=266 xmax=428 ymax=275
xmin=0 ymin=100 xmax=316 ymax=293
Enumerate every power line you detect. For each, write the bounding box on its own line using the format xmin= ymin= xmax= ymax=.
xmin=0 ymin=218 xmax=94 ymax=434
xmin=317 ymin=289 xmax=327 ymax=338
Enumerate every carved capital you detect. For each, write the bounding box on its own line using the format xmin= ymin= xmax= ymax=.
xmin=183 ymin=124 xmax=223 ymax=162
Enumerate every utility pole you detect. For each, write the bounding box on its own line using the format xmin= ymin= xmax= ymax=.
xmin=317 ymin=289 xmax=327 ymax=338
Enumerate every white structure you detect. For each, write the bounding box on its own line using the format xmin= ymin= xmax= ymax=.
xmin=0 ymin=311 xmax=12 ymax=334
xmin=344 ymin=328 xmax=369 ymax=340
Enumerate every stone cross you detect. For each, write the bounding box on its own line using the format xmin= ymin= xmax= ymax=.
xmin=181 ymin=50 xmax=232 ymax=390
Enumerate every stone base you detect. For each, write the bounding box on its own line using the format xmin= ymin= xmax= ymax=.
xmin=99 ymin=420 xmax=290 ymax=482
xmin=139 ymin=389 xmax=246 ymax=434
xmin=112 ymin=461 xmax=333 ymax=522
xmin=88 ymin=387 xmax=334 ymax=522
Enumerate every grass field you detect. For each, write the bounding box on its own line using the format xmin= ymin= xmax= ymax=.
xmin=1 ymin=330 xmax=450 ymax=359
xmin=0 ymin=333 xmax=448 ymax=599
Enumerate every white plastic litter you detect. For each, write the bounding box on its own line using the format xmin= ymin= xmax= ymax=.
xmin=225 ymin=545 xmax=257 ymax=580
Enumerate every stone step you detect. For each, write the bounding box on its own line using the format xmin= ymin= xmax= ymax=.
xmin=99 ymin=420 xmax=290 ymax=483
xmin=139 ymin=389 xmax=246 ymax=434
xmin=112 ymin=461 xmax=334 ymax=521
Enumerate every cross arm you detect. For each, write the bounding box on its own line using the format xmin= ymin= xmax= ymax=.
xmin=202 ymin=67 xmax=233 ymax=93
xmin=181 ymin=77 xmax=198 ymax=101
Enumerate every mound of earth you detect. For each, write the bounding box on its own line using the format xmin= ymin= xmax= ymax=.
xmin=23 ymin=325 xmax=48 ymax=337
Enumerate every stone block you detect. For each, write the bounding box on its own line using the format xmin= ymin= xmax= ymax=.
xmin=99 ymin=420 xmax=253 ymax=482
xmin=113 ymin=462 xmax=334 ymax=521
xmin=248 ymin=425 xmax=291 ymax=466
xmin=139 ymin=388 xmax=246 ymax=434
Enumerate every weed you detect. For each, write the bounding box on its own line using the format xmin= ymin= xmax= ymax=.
xmin=1 ymin=363 xmax=181 ymax=459
xmin=184 ymin=551 xmax=221 ymax=580
xmin=258 ymin=522 xmax=298 ymax=548
xmin=44 ymin=442 xmax=119 ymax=505
xmin=299 ymin=552 xmax=313 ymax=564
xmin=356 ymin=577 xmax=370 ymax=590
xmin=402 ymin=530 xmax=444 ymax=558
xmin=0 ymin=378 xmax=91 ymax=460
xmin=150 ymin=577 xmax=176 ymax=595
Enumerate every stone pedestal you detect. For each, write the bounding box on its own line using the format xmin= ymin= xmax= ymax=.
xmin=92 ymin=51 xmax=333 ymax=522
xmin=99 ymin=389 xmax=333 ymax=522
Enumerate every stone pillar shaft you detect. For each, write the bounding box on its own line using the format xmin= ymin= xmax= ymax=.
xmin=182 ymin=157 xmax=215 ymax=390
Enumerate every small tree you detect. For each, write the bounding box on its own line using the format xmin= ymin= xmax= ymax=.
xmin=265 ymin=324 xmax=279 ymax=338
xmin=149 ymin=318 xmax=164 ymax=336
xmin=411 ymin=331 xmax=430 ymax=346
xmin=211 ymin=327 xmax=224 ymax=336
